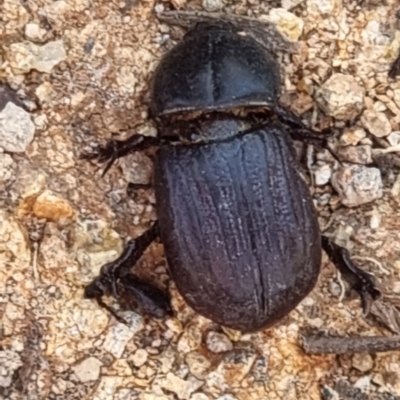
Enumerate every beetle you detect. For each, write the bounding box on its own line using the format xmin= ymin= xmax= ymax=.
xmin=83 ymin=19 xmax=380 ymax=332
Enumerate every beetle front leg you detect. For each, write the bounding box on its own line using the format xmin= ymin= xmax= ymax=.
xmin=275 ymin=105 xmax=332 ymax=143
xmin=82 ymin=134 xmax=161 ymax=176
xmin=275 ymin=105 xmax=339 ymax=161
xmin=321 ymin=236 xmax=381 ymax=314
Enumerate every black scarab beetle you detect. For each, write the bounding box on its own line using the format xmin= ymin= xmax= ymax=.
xmin=83 ymin=19 xmax=380 ymax=332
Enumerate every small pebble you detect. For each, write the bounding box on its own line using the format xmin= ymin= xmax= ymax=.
xmin=0 ymin=153 xmax=14 ymax=181
xmin=307 ymin=0 xmax=341 ymax=15
xmin=35 ymin=82 xmax=55 ymax=106
xmin=202 ymin=0 xmax=223 ymax=12
xmin=329 ymin=281 xmax=342 ymax=298
xmin=313 ymin=164 xmax=332 ymax=186
xmin=165 ymin=318 xmax=183 ymax=333
xmin=316 ymin=74 xmax=364 ymax=120
xmin=7 ymin=40 xmax=67 ymax=74
xmin=339 ymin=128 xmax=366 ymax=146
xmin=352 ymin=353 xmax=374 ymax=373
xmin=0 ymin=350 xmax=23 ymax=388
xmin=206 ymin=331 xmax=233 ymax=353
xmin=25 ymin=22 xmax=45 ymax=41
xmin=331 ymin=165 xmax=383 ymax=207
xmin=387 ymin=131 xmax=400 ymax=146
xmin=361 ymin=109 xmax=392 ymax=137
xmin=267 ymin=8 xmax=304 ymax=41
xmin=372 ymin=373 xmax=385 ymax=386
xmin=171 ymin=0 xmax=187 ymax=9
xmin=391 ymin=173 xmax=400 ymax=202
xmin=31 ymin=190 xmax=76 ymax=222
xmin=177 ymin=326 xmax=202 ymax=353
xmin=120 ymin=152 xmax=153 ymax=185
xmin=186 ymin=352 xmax=211 ymax=380
xmin=0 ymin=102 xmax=35 ymax=153
xmin=154 ymin=3 xmax=164 ymax=13
xmin=369 ymin=208 xmax=380 ymax=229
xmin=281 ymin=0 xmax=304 ymax=9
xmin=159 ymin=372 xmax=203 ymax=400
xmin=73 ymin=357 xmax=103 ymax=383
xmin=337 ymin=145 xmax=372 ymax=165
xmin=308 ymin=317 xmax=324 ymax=328
xmin=132 ymin=349 xmax=148 ymax=367
xmin=103 ymin=321 xmax=141 ymax=358
xmin=353 ymin=376 xmax=371 ymax=390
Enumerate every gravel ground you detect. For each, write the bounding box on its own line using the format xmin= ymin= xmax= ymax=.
xmin=1 ymin=0 xmax=400 ymax=399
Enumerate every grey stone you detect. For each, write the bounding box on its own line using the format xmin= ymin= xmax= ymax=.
xmin=73 ymin=357 xmax=103 ymax=383
xmin=316 ymin=74 xmax=364 ymax=120
xmin=0 ymin=102 xmax=35 ymax=152
xmin=331 ymin=165 xmax=383 ymax=207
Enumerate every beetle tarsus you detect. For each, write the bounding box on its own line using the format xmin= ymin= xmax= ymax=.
xmin=82 ymin=135 xmax=161 ymax=176
xmin=321 ymin=236 xmax=381 ymax=314
xmin=84 ymin=223 xmax=172 ymax=322
xmin=95 ymin=296 xmax=128 ymax=324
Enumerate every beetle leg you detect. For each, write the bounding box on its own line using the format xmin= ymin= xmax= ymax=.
xmin=274 ymin=105 xmax=340 ymax=162
xmin=81 ymin=135 xmax=161 ymax=176
xmin=388 ymin=10 xmax=400 ymax=79
xmin=127 ymin=182 xmax=153 ymax=202
xmin=83 ymin=278 xmax=128 ymax=323
xmin=389 ymin=52 xmax=400 ymax=79
xmin=127 ymin=183 xmax=152 ymax=191
xmin=117 ymin=275 xmax=173 ymax=318
xmin=83 ymin=223 xmax=172 ymax=322
xmin=321 ymin=236 xmax=381 ymax=314
xmin=95 ymin=296 xmax=128 ymax=324
xmin=103 ymin=223 xmax=172 ymax=318
xmin=275 ymin=105 xmax=332 ymax=140
xmin=102 ymin=223 xmax=160 ymax=281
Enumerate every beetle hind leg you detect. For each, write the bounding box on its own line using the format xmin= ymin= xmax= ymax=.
xmin=118 ymin=275 xmax=173 ymax=318
xmin=389 ymin=53 xmax=400 ymax=79
xmin=102 ymin=223 xmax=161 ymax=280
xmin=321 ymin=236 xmax=381 ymax=314
xmin=84 ymin=223 xmax=172 ymax=322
